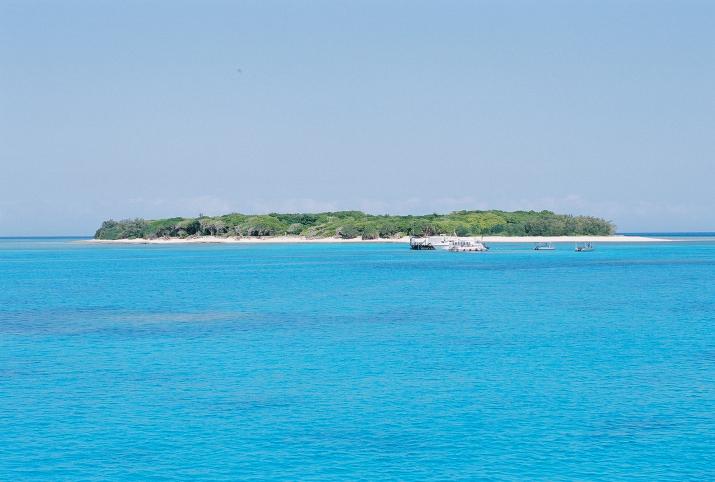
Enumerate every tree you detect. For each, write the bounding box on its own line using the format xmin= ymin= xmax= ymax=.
xmin=287 ymin=223 xmax=303 ymax=235
xmin=336 ymin=224 xmax=359 ymax=239
xmin=93 ymin=210 xmax=615 ymax=239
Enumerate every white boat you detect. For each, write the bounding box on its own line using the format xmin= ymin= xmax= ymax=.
xmin=409 ymin=236 xmax=435 ymax=250
xmin=411 ymin=235 xmax=489 ymax=252
xmin=534 ymin=242 xmax=555 ymax=251
xmin=409 ymin=235 xmax=451 ymax=250
xmin=447 ymin=238 xmax=489 ymax=252
xmin=575 ymin=242 xmax=594 ymax=252
xmin=428 ymin=235 xmax=452 ymax=250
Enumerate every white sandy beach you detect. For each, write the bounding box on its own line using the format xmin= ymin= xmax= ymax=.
xmin=84 ymin=234 xmax=668 ymax=244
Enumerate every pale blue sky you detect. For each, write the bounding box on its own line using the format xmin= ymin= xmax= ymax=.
xmin=1 ymin=0 xmax=713 ymax=235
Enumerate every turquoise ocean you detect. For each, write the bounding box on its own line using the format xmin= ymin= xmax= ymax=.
xmin=1 ymin=237 xmax=714 ymax=480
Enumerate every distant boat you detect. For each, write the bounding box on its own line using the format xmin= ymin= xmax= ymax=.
xmin=430 ymin=235 xmax=451 ymax=250
xmin=409 ymin=235 xmax=451 ymax=250
xmin=534 ymin=242 xmax=555 ymax=251
xmin=410 ymin=236 xmax=488 ymax=252
xmin=448 ymin=239 xmax=488 ymax=252
xmin=575 ymin=242 xmax=594 ymax=252
xmin=409 ymin=236 xmax=435 ymax=250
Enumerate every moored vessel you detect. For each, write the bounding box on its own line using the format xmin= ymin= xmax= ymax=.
xmin=575 ymin=242 xmax=594 ymax=252
xmin=534 ymin=242 xmax=555 ymax=251
xmin=447 ymin=238 xmax=489 ymax=252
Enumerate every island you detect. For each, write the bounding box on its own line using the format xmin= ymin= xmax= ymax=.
xmin=92 ymin=210 xmax=631 ymax=243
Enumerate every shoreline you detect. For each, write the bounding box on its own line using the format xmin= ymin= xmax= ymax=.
xmin=83 ymin=235 xmax=669 ymax=245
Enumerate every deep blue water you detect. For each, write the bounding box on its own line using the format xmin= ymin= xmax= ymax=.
xmin=1 ymin=238 xmax=714 ymax=480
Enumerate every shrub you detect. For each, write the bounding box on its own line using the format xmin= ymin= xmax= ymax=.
xmin=336 ymin=224 xmax=359 ymax=239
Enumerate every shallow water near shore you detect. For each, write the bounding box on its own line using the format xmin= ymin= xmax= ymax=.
xmin=1 ymin=238 xmax=714 ymax=480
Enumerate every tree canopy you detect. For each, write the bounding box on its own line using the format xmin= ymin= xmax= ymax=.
xmin=94 ymin=210 xmax=615 ymax=240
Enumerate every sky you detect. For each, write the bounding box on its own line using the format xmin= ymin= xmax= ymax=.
xmin=1 ymin=0 xmax=713 ymax=235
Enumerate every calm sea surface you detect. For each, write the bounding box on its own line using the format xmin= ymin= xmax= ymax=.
xmin=1 ymin=238 xmax=714 ymax=480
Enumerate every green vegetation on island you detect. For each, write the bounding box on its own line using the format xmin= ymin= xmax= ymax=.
xmin=94 ymin=210 xmax=615 ymax=240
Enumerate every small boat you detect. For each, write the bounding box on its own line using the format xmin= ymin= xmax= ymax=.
xmin=409 ymin=236 xmax=435 ymax=250
xmin=447 ymin=239 xmax=489 ymax=252
xmin=575 ymin=242 xmax=594 ymax=252
xmin=430 ymin=235 xmax=451 ymax=250
xmin=534 ymin=242 xmax=555 ymax=251
xmin=409 ymin=235 xmax=452 ymax=250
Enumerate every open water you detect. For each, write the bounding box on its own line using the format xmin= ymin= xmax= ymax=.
xmin=1 ymin=238 xmax=714 ymax=480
